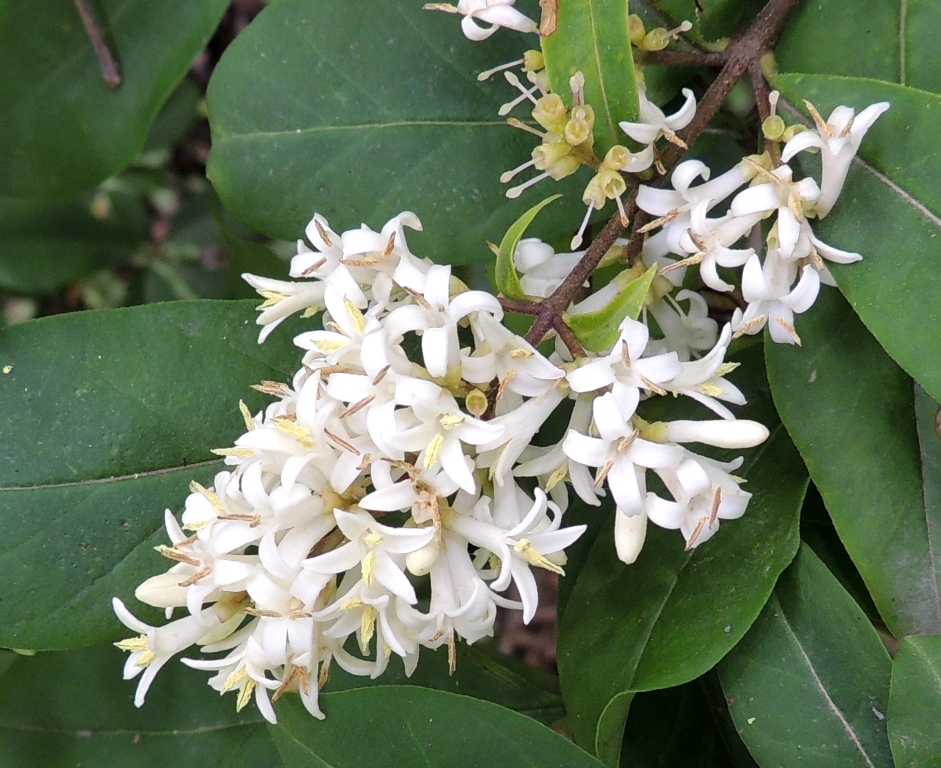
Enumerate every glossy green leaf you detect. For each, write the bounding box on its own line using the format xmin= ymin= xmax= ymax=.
xmin=0 ymin=0 xmax=229 ymax=197
xmin=557 ymin=346 xmax=807 ymax=766
xmin=766 ymin=283 xmax=941 ymax=637
xmin=323 ymin=643 xmax=564 ymax=727
xmin=0 ymin=642 xmax=278 ymax=768
xmin=0 ymin=191 xmax=146 ymax=294
xmin=889 ymin=636 xmax=941 ymax=768
xmin=773 ymin=75 xmax=941 ymax=404
xmin=0 ymin=301 xmax=302 ymax=649
xmin=541 ymin=0 xmax=639 ymax=155
xmin=207 ymin=0 xmax=586 ymax=263
xmin=718 ymin=546 xmax=893 ymax=768
xmin=775 ymin=0 xmax=941 ymax=93
xmin=620 ymin=682 xmax=741 ymax=768
xmin=775 ymin=2 xmax=899 ymax=82
xmin=269 ymin=687 xmax=604 ymax=768
xmin=496 ymin=194 xmax=561 ymax=300
xmin=565 ymin=264 xmax=656 ymax=351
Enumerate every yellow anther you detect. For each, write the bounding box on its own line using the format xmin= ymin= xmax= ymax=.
xmin=439 ymin=413 xmax=465 ymax=430
xmin=189 ymin=481 xmax=224 ymax=512
xmin=114 ymin=635 xmax=149 ymax=653
xmin=211 ymin=447 xmax=255 ymax=458
xmin=273 ymin=418 xmax=316 ymax=449
xmin=239 ymin=400 xmax=255 ymax=431
xmin=546 ymin=465 xmax=568 ymax=492
xmin=236 ymin=679 xmax=256 ymax=712
xmin=513 ymin=538 xmax=565 ymax=575
xmin=315 ymin=339 xmax=348 ymax=354
xmin=424 ymin=433 xmax=445 ymax=469
xmin=361 ymin=550 xmax=377 ymax=585
xmin=344 ymin=297 xmax=367 ymax=335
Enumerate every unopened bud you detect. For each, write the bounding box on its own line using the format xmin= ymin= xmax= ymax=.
xmin=533 ymin=141 xmax=573 ymax=170
xmin=406 ymin=536 xmax=441 ymax=576
xmin=465 ymin=388 xmax=488 ymax=418
xmin=628 ymin=14 xmax=646 ymax=46
xmin=614 ymin=510 xmax=647 ymax=565
xmin=564 ymin=105 xmax=595 ymax=146
xmin=522 ymin=49 xmax=544 ymax=71
xmin=135 ymin=572 xmax=190 ymax=608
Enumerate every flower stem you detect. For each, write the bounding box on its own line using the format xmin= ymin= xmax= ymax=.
xmin=74 ymin=0 xmax=122 ymax=88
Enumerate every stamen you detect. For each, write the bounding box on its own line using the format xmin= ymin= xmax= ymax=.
xmin=571 ymin=201 xmax=595 ymax=249
xmin=507 ymin=171 xmax=550 ymax=199
xmin=775 ymin=316 xmax=802 ymax=346
xmin=639 ymin=209 xmax=682 ymax=233
xmin=709 ymin=486 xmax=722 ymax=526
xmin=382 ymin=231 xmax=397 ymax=257
xmin=314 ymin=218 xmax=334 ymax=247
xmin=506 ymin=117 xmax=545 ymax=138
xmin=477 ymin=57 xmax=525 ymax=81
xmin=500 ymin=158 xmax=537 ymax=184
xmin=324 ymin=428 xmax=360 ymax=455
xmin=659 ymin=253 xmax=703 ymax=275
xmin=341 ymin=395 xmax=375 ymax=419
xmin=300 ymin=256 xmax=327 ymax=276
xmin=372 ymin=364 xmax=392 ymax=385
xmin=685 ymin=516 xmax=707 ymax=550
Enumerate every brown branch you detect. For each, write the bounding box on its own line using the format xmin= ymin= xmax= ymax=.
xmin=643 ymin=49 xmax=729 ymax=68
xmin=552 ymin=315 xmax=587 ymax=358
xmin=74 ymin=0 xmax=122 ymax=88
xmin=499 ymin=297 xmax=541 ymax=315
xmin=516 ymin=0 xmax=801 ymax=351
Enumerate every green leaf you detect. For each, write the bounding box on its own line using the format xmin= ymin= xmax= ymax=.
xmin=541 ymin=0 xmax=640 ymax=155
xmin=322 ymin=643 xmax=565 ymax=727
xmin=766 ymin=287 xmax=941 ymax=638
xmin=557 ymin=345 xmax=807 ymax=765
xmin=718 ymin=545 xmax=893 ymax=768
xmin=620 ymin=681 xmax=741 ymax=768
xmin=0 ymin=0 xmax=229 ymax=197
xmin=0 ymin=191 xmax=147 ymax=294
xmin=0 ymin=301 xmax=302 ymax=649
xmin=772 ymin=75 xmax=941 ymax=404
xmin=269 ymin=687 xmax=605 ymax=768
xmin=564 ymin=264 xmax=657 ymax=351
xmin=775 ymin=2 xmax=899 ymax=82
xmin=207 ymin=0 xmax=586 ymax=263
xmin=495 ymin=194 xmax=561 ymax=300
xmin=775 ymin=0 xmax=941 ymax=93
xmin=889 ymin=636 xmax=941 ymax=768
xmin=0 ymin=643 xmax=279 ymax=768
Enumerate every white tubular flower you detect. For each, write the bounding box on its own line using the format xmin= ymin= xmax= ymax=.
xmin=566 ymin=316 xmax=682 ymax=421
xmin=113 ymin=598 xmax=235 ymax=707
xmin=445 ymin=488 xmax=585 ymax=623
xmin=424 ymin=0 xmax=538 ymax=41
xmin=736 ymin=250 xmax=820 ymax=345
xmin=359 ymin=461 xmax=460 ymax=524
xmin=672 ymin=201 xmax=757 ymax=292
xmin=302 ymin=509 xmax=434 ymax=604
xmin=562 ymin=394 xmax=685 ymax=517
xmin=647 ymin=453 xmax=751 ymax=549
xmin=662 ymin=324 xmax=745 ymax=419
xmin=383 ymin=264 xmax=502 ymax=378
xmin=619 ymin=87 xmax=696 ymax=147
xmin=646 ymin=289 xmax=718 ymax=361
xmin=782 ymin=101 xmax=889 ymax=217
xmin=730 ymin=164 xmax=821 ymax=261
xmin=242 ymin=274 xmax=326 ymax=343
xmin=391 ymin=391 xmax=505 ymax=493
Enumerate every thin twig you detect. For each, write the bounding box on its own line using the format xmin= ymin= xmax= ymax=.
xmin=643 ymin=49 xmax=729 ymax=68
xmin=749 ymin=59 xmax=780 ymax=161
xmin=74 ymin=0 xmax=122 ymax=88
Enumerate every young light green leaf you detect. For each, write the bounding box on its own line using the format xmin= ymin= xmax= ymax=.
xmin=495 ymin=194 xmax=562 ymax=300
xmin=564 ymin=264 xmax=657 ymax=351
xmin=557 ymin=346 xmax=806 ymax=766
xmin=0 ymin=301 xmax=301 ymax=649
xmin=0 ymin=0 xmax=229 ymax=197
xmin=207 ymin=0 xmax=586 ymax=263
xmin=888 ymin=636 xmax=941 ymax=768
xmin=765 ymin=288 xmax=941 ymax=638
xmin=540 ymin=0 xmax=640 ymax=155
xmin=0 ymin=643 xmax=279 ymax=768
xmin=269 ymin=687 xmax=604 ymax=768
xmin=718 ymin=546 xmax=893 ymax=768
xmin=772 ymin=75 xmax=941 ymax=404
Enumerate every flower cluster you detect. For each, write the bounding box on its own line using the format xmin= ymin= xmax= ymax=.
xmin=114 ymin=205 xmax=772 ymax=721
xmin=115 ymin=212 xmax=585 ymax=722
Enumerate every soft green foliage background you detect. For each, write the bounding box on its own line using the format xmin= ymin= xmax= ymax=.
xmin=1 ymin=0 xmax=940 ymax=765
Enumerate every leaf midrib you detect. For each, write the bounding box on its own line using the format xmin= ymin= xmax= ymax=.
xmin=0 ymin=458 xmax=219 ymax=492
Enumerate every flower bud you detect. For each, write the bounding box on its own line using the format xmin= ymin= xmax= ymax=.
xmin=658 ymin=419 xmax=770 ymax=449
xmin=135 ymin=572 xmax=190 ymax=608
xmin=406 ymin=536 xmax=441 ymax=576
xmin=615 ymin=510 xmax=647 ymax=564
xmin=628 ymin=14 xmax=646 ymax=46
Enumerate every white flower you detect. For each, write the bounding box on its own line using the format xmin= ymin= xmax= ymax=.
xmin=113 ymin=598 xmax=238 ymax=707
xmin=424 ymin=0 xmax=538 ymax=41
xmin=646 ymin=289 xmax=718 ymax=361
xmin=303 ymin=508 xmax=434 ymax=603
xmin=662 ymin=324 xmax=745 ymax=419
xmin=619 ymin=88 xmax=696 ymax=147
xmin=242 ymin=274 xmax=326 ymax=343
xmin=647 ymin=453 xmax=751 ymax=548
xmin=782 ymin=101 xmax=889 ymax=217
xmin=736 ymin=250 xmax=820 ymax=345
